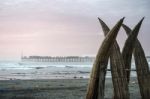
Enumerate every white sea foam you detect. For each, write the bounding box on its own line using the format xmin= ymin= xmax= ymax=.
xmin=0 ymin=60 xmax=149 ymax=80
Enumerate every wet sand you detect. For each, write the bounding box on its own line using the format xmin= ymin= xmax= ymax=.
xmin=0 ymin=78 xmax=141 ymax=99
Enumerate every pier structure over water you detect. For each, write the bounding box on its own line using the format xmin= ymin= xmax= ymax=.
xmin=21 ymin=56 xmax=95 ymax=63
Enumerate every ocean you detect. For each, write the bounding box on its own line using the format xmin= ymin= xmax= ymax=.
xmin=0 ymin=60 xmax=149 ymax=80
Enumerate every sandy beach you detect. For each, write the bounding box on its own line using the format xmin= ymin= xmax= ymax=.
xmin=0 ymin=61 xmax=144 ymax=99
xmin=0 ymin=78 xmax=141 ymax=99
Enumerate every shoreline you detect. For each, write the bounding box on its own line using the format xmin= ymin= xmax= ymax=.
xmin=0 ymin=78 xmax=141 ymax=99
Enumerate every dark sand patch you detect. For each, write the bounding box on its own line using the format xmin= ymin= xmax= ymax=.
xmin=0 ymin=78 xmax=140 ymax=99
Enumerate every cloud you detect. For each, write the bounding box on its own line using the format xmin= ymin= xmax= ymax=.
xmin=0 ymin=0 xmax=149 ymax=59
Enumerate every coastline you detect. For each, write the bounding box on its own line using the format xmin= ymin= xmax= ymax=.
xmin=0 ymin=78 xmax=141 ymax=99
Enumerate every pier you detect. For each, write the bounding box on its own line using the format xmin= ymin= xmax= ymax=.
xmin=21 ymin=56 xmax=95 ymax=63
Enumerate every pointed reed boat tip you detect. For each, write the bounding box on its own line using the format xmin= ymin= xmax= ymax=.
xmin=98 ymin=17 xmax=101 ymax=20
xmin=142 ymin=16 xmax=145 ymax=19
xmin=135 ymin=17 xmax=145 ymax=27
xmin=98 ymin=17 xmax=103 ymax=22
xmin=139 ymin=17 xmax=145 ymax=23
xmin=120 ymin=17 xmax=125 ymax=22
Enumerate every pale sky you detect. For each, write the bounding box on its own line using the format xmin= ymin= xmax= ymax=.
xmin=0 ymin=0 xmax=150 ymax=60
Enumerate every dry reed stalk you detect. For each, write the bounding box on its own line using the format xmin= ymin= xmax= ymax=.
xmin=98 ymin=18 xmax=129 ymax=99
xmin=122 ymin=18 xmax=144 ymax=83
xmin=86 ymin=18 xmax=124 ymax=99
xmin=122 ymin=20 xmax=150 ymax=98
